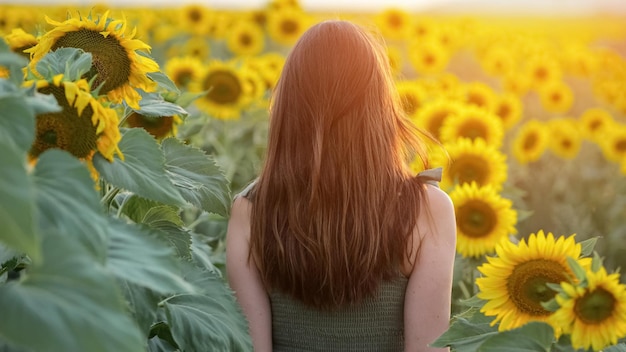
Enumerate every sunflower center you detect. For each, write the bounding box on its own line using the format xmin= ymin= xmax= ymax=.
xmin=52 ymin=28 xmax=132 ymax=95
xmin=30 ymin=84 xmax=98 ymax=159
xmin=173 ymin=68 xmax=194 ymax=87
xmin=589 ymin=120 xmax=602 ymax=131
xmin=574 ymin=287 xmax=616 ymax=324
xmin=467 ymin=93 xmax=486 ymax=108
xmin=239 ymin=33 xmax=253 ymax=47
xmin=535 ymin=67 xmax=548 ymax=81
xmin=401 ymin=94 xmax=419 ymax=115
xmin=449 ymin=155 xmax=488 ymax=185
xmin=188 ymin=8 xmax=203 ymax=23
xmin=388 ymin=14 xmax=403 ymax=29
xmin=497 ymin=103 xmax=511 ymax=120
xmin=507 ymin=259 xmax=567 ymax=316
xmin=561 ymin=138 xmax=573 ymax=150
xmin=280 ymin=19 xmax=299 ymax=35
xmin=427 ymin=110 xmax=448 ymax=137
xmin=460 ymin=119 xmax=488 ymax=140
xmin=523 ymin=131 xmax=538 ymax=150
xmin=456 ymin=200 xmax=496 ymax=238
xmin=203 ymin=69 xmax=242 ymax=104
xmin=551 ymin=92 xmax=562 ymax=103
xmin=615 ymin=139 xmax=626 ymax=153
xmin=423 ymin=53 xmax=435 ymax=66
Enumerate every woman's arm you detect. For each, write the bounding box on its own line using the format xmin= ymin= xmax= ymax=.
xmin=226 ymin=196 xmax=273 ymax=352
xmin=404 ymin=185 xmax=457 ymax=352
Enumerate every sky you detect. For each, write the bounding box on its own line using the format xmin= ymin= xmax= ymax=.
xmin=5 ymin=0 xmax=626 ymax=15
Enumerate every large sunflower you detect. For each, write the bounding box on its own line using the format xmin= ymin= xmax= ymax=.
xmin=439 ymin=105 xmax=504 ymax=148
xmin=4 ymin=28 xmax=38 ymax=60
xmin=449 ymin=182 xmax=517 ymax=258
xmin=551 ymin=266 xmax=626 ymax=351
xmin=434 ymin=137 xmax=507 ymax=191
xmin=476 ymin=230 xmax=590 ymax=332
xmin=164 ymin=55 xmax=203 ymax=90
xmin=27 ymin=11 xmax=159 ymax=109
xmin=512 ymin=119 xmax=549 ymax=164
xmin=547 ymin=118 xmax=582 ymax=160
xmin=26 ymin=74 xmax=122 ymax=180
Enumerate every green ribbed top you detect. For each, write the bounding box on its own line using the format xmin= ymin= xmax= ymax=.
xmin=270 ymin=276 xmax=408 ymax=352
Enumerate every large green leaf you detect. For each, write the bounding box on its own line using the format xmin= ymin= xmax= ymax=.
xmin=477 ymin=322 xmax=554 ymax=351
xmin=147 ymin=336 xmax=178 ymax=352
xmin=93 ymin=128 xmax=186 ymax=207
xmin=163 ymin=279 xmax=252 ymax=352
xmin=162 ymin=138 xmax=231 ymax=216
xmin=431 ymin=308 xmax=498 ymax=351
xmin=0 ymin=94 xmax=36 ymax=152
xmin=0 ymin=40 xmax=28 ymax=85
xmin=106 ymin=217 xmax=195 ymax=295
xmin=0 ymin=231 xmax=144 ymax=352
xmin=0 ymin=138 xmax=40 ymax=262
xmin=34 ymin=48 xmax=92 ymax=82
xmin=605 ymin=343 xmax=626 ymax=352
xmin=117 ymin=279 xmax=162 ymax=337
xmin=131 ymin=90 xmax=188 ymax=118
xmin=33 ymin=150 xmax=107 ymax=261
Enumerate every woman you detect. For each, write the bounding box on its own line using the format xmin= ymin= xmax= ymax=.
xmin=226 ymin=20 xmax=456 ymax=351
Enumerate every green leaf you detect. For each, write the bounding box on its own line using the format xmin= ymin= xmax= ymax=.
xmin=175 ymin=91 xmax=206 ymax=108
xmin=33 ymin=150 xmax=108 ymax=261
xmin=34 ymin=47 xmax=93 ymax=81
xmin=0 ymin=40 xmax=28 ymax=85
xmin=93 ymin=128 xmax=186 ymax=207
xmin=604 ymin=343 xmax=626 ymax=352
xmin=147 ymin=70 xmax=181 ymax=95
xmin=591 ymin=251 xmax=605 ymax=272
xmin=0 ymin=137 xmax=40 ymax=262
xmin=580 ymin=237 xmax=598 ymax=257
xmin=162 ymin=138 xmax=231 ymax=216
xmin=430 ymin=308 xmax=498 ymax=351
xmin=106 ymin=217 xmax=195 ymax=295
xmin=0 ymin=94 xmax=36 ymax=152
xmin=566 ymin=256 xmax=587 ymax=283
xmin=0 ymin=230 xmax=145 ymax=352
xmin=117 ymin=279 xmax=162 ymax=337
xmin=147 ymin=336 xmax=178 ymax=352
xmin=132 ymin=90 xmax=188 ymax=118
xmin=477 ymin=322 xmax=555 ymax=352
xmin=163 ymin=288 xmax=253 ymax=352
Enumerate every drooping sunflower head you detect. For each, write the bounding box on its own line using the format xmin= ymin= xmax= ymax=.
xmin=226 ymin=20 xmax=265 ymax=57
xmin=449 ymin=182 xmax=517 ymax=258
xmin=547 ymin=118 xmax=582 ymax=160
xmin=126 ymin=113 xmax=182 ymax=140
xmin=551 ymin=266 xmax=626 ymax=351
xmin=539 ymin=80 xmax=574 ymax=114
xmin=435 ymin=137 xmax=507 ymax=191
xmin=4 ymin=28 xmax=38 ymax=60
xmin=476 ymin=230 xmax=589 ymax=332
xmin=26 ymin=74 xmax=122 ymax=180
xmin=164 ymin=55 xmax=203 ymax=90
xmin=27 ymin=11 xmax=160 ymax=109
xmin=440 ymin=104 xmax=504 ymax=149
xmin=375 ymin=8 xmax=412 ymax=40
xmin=512 ymin=119 xmax=549 ymax=164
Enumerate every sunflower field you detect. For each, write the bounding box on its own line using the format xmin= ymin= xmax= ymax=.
xmin=1 ymin=0 xmax=626 ymax=351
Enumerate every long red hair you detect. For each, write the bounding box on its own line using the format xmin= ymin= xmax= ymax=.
xmin=249 ymin=20 xmax=431 ymax=309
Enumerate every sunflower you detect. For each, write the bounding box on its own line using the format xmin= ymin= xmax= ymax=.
xmin=386 ymin=45 xmax=403 ymax=76
xmin=599 ymin=123 xmax=626 ymax=163
xmin=493 ymin=92 xmax=522 ymax=130
xmin=412 ymin=99 xmax=462 ymax=140
xmin=0 ymin=66 xmax=8 ymax=79
xmin=226 ymin=20 xmax=265 ymax=57
xmin=408 ymin=39 xmax=449 ymax=75
xmin=375 ymin=8 xmax=412 ymax=41
xmin=524 ymin=54 xmax=562 ymax=90
xmin=551 ymin=266 xmax=626 ymax=351
xmin=461 ymin=82 xmax=497 ymax=113
xmin=396 ymin=80 xmax=427 ymax=119
xmin=539 ymin=80 xmax=574 ymax=114
xmin=435 ymin=137 xmax=507 ymax=191
xmin=189 ymin=60 xmax=252 ymax=119
xmin=547 ymin=118 xmax=582 ymax=160
xmin=449 ymin=182 xmax=517 ymax=258
xmin=410 ymin=16 xmax=436 ymax=42
xmin=512 ymin=119 xmax=549 ymax=164
xmin=126 ymin=113 xmax=182 ymax=140
xmin=439 ymin=105 xmax=504 ymax=149
xmin=501 ymin=72 xmax=531 ymax=97
xmin=579 ymin=108 xmax=614 ymax=143
xmin=481 ymin=46 xmax=515 ymax=77
xmin=28 ymin=11 xmax=160 ymax=109
xmin=476 ymin=230 xmax=589 ymax=332
xmin=266 ymin=7 xmax=309 ymax=46
xmin=164 ymin=56 xmax=203 ymax=90
xmin=249 ymin=52 xmax=285 ymax=90
xmin=26 ymin=74 xmax=122 ymax=180
xmin=4 ymin=28 xmax=38 ymax=60
xmin=166 ymin=35 xmax=211 ymax=61
xmin=178 ymin=4 xmax=213 ymax=35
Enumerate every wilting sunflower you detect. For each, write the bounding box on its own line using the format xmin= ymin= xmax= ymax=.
xmin=439 ymin=105 xmax=504 ymax=149
xmin=599 ymin=123 xmax=626 ymax=163
xmin=266 ymin=7 xmax=309 ymax=46
xmin=579 ymin=108 xmax=614 ymax=143
xmin=408 ymin=39 xmax=449 ymax=75
xmin=539 ymin=80 xmax=574 ymax=114
xmin=551 ymin=266 xmax=626 ymax=351
xmin=449 ymin=182 xmax=517 ymax=258
xmin=28 ymin=11 xmax=160 ymax=109
xmin=412 ymin=99 xmax=462 ymax=140
xmin=26 ymin=74 xmax=122 ymax=180
xmin=547 ymin=118 xmax=582 ymax=160
xmin=126 ymin=113 xmax=182 ymax=140
xmin=476 ymin=230 xmax=589 ymax=332
xmin=396 ymin=80 xmax=427 ymax=119
xmin=375 ymin=8 xmax=412 ymax=40
xmin=434 ymin=137 xmax=507 ymax=191
xmin=226 ymin=20 xmax=265 ymax=57
xmin=512 ymin=119 xmax=549 ymax=164
xmin=461 ymin=82 xmax=497 ymax=113
xmin=494 ymin=92 xmax=522 ymax=130
xmin=164 ymin=56 xmax=203 ymax=90
xmin=4 ymin=28 xmax=38 ymax=60
xmin=189 ymin=60 xmax=252 ymax=119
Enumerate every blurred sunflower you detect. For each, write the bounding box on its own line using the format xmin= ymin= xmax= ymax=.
xmin=179 ymin=36 xmax=211 ymax=60
xmin=126 ymin=113 xmax=182 ymax=140
xmin=0 ymin=66 xmax=9 ymax=79
xmin=386 ymin=45 xmax=403 ymax=76
xmin=4 ymin=28 xmax=38 ymax=60
xmin=239 ymin=63 xmax=268 ymax=108
xmin=461 ymin=82 xmax=497 ymax=113
xmin=26 ymin=74 xmax=122 ymax=180
xmin=28 ymin=11 xmax=160 ymax=109
xmin=434 ymin=137 xmax=507 ymax=191
xmin=178 ymin=4 xmax=213 ymax=35
xmin=501 ymin=72 xmax=531 ymax=97
xmin=250 ymin=52 xmax=285 ymax=90
xmin=408 ymin=39 xmax=449 ymax=75
xmin=375 ymin=8 xmax=411 ymax=41
xmin=476 ymin=230 xmax=590 ymax=332
xmin=524 ymin=54 xmax=562 ymax=89
xmin=481 ymin=46 xmax=515 ymax=77
xmin=266 ymin=7 xmax=309 ymax=46
xmin=439 ymin=105 xmax=504 ymax=149
xmin=396 ymin=80 xmax=427 ymax=119
xmin=410 ymin=17 xmax=436 ymax=42
xmin=190 ymin=60 xmax=252 ymax=119
xmin=412 ymin=99 xmax=462 ymax=141
xmin=449 ymin=182 xmax=517 ymax=258
xmin=164 ymin=56 xmax=203 ymax=90
xmin=226 ymin=20 xmax=265 ymax=57
xmin=547 ymin=118 xmax=582 ymax=160
xmin=599 ymin=123 xmax=626 ymax=163
xmin=493 ymin=92 xmax=522 ymax=130
xmin=579 ymin=108 xmax=613 ymax=143
xmin=512 ymin=119 xmax=549 ymax=164
xmin=551 ymin=266 xmax=626 ymax=351
xmin=539 ymin=80 xmax=574 ymax=114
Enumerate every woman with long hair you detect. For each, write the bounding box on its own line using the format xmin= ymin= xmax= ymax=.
xmin=226 ymin=20 xmax=456 ymax=351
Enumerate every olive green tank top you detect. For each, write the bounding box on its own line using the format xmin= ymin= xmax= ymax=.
xmin=237 ymin=168 xmax=442 ymax=352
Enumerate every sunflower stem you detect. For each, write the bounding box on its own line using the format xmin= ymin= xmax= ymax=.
xmin=101 ymin=186 xmax=121 ymax=212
